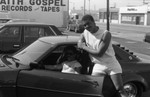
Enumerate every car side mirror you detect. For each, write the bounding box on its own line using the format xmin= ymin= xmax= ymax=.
xmin=30 ymin=62 xmax=45 ymax=69
xmin=29 ymin=62 xmax=39 ymax=69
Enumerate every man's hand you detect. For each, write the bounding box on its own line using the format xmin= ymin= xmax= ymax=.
xmin=78 ymin=41 xmax=86 ymax=49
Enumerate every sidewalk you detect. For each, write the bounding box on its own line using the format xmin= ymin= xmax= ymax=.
xmin=96 ymin=22 xmax=150 ymax=28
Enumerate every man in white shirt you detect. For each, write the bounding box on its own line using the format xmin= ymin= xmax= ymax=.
xmin=78 ymin=14 xmax=127 ymax=97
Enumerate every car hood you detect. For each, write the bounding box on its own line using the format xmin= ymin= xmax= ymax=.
xmin=0 ymin=58 xmax=12 ymax=69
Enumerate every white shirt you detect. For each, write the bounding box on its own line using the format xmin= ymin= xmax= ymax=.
xmin=82 ymin=29 xmax=121 ymax=69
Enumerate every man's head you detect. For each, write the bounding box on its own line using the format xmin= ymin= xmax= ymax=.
xmin=81 ymin=14 xmax=97 ymax=33
xmin=82 ymin=14 xmax=95 ymax=23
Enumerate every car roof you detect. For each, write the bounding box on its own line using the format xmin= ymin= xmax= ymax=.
xmin=39 ymin=36 xmax=80 ymax=44
xmin=39 ymin=35 xmax=120 ymax=45
xmin=4 ymin=22 xmax=53 ymax=26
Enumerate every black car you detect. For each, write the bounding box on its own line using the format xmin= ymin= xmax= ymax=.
xmin=0 ymin=22 xmax=63 ymax=54
xmin=0 ymin=35 xmax=150 ymax=97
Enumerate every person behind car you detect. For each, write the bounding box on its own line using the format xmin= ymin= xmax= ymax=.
xmin=45 ymin=46 xmax=82 ymax=74
xmin=78 ymin=14 xmax=128 ymax=97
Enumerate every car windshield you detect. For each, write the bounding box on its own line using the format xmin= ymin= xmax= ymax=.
xmin=13 ymin=40 xmax=53 ymax=65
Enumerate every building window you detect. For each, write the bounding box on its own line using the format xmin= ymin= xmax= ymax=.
xmin=121 ymin=16 xmax=132 ymax=21
xmin=104 ymin=12 xmax=107 ymax=19
xmin=132 ymin=16 xmax=136 ymax=22
xmin=111 ymin=12 xmax=118 ymax=20
xmin=99 ymin=12 xmax=104 ymax=19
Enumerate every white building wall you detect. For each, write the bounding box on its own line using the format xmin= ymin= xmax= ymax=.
xmin=119 ymin=5 xmax=150 ymax=25
xmin=147 ymin=13 xmax=150 ymax=25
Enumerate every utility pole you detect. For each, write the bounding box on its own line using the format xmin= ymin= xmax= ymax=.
xmin=89 ymin=0 xmax=90 ymax=14
xmin=67 ymin=0 xmax=69 ymax=30
xmin=107 ymin=0 xmax=110 ymax=31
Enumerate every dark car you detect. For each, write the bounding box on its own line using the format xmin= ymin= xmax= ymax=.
xmin=144 ymin=32 xmax=150 ymax=43
xmin=0 ymin=36 xmax=150 ymax=97
xmin=0 ymin=22 xmax=63 ymax=54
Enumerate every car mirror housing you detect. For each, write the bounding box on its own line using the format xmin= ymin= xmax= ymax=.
xmin=30 ymin=62 xmax=45 ymax=70
xmin=29 ymin=62 xmax=38 ymax=69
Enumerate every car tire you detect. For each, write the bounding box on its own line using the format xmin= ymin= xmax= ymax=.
xmin=123 ymin=82 xmax=143 ymax=97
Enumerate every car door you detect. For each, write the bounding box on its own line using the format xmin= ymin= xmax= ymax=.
xmin=17 ymin=69 xmax=116 ymax=97
xmin=0 ymin=25 xmax=22 ymax=54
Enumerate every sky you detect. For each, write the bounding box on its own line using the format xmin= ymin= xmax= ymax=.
xmin=69 ymin=0 xmax=148 ymax=10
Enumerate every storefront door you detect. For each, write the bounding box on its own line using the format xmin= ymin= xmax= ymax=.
xmin=136 ymin=16 xmax=140 ymax=25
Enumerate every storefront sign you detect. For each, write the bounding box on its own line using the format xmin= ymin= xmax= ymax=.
xmin=120 ymin=5 xmax=148 ymax=13
xmin=127 ymin=8 xmax=137 ymax=11
xmin=0 ymin=0 xmax=66 ymax=12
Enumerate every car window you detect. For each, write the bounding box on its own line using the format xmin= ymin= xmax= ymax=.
xmin=52 ymin=45 xmax=78 ymax=53
xmin=41 ymin=45 xmax=76 ymax=65
xmin=0 ymin=26 xmax=20 ymax=37
xmin=44 ymin=26 xmax=55 ymax=36
xmin=50 ymin=25 xmax=63 ymax=35
xmin=39 ymin=28 xmax=45 ymax=37
xmin=24 ymin=26 xmax=55 ymax=38
xmin=24 ymin=26 xmax=39 ymax=37
xmin=53 ymin=45 xmax=66 ymax=53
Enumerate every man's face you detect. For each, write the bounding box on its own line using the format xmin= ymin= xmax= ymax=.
xmin=82 ymin=20 xmax=96 ymax=33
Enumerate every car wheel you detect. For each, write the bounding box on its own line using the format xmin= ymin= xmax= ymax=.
xmin=123 ymin=82 xmax=143 ymax=97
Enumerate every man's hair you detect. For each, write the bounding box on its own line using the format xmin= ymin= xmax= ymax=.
xmin=82 ymin=14 xmax=94 ymax=22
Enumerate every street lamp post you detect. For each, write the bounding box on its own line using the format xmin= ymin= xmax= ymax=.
xmin=67 ymin=0 xmax=69 ymax=30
